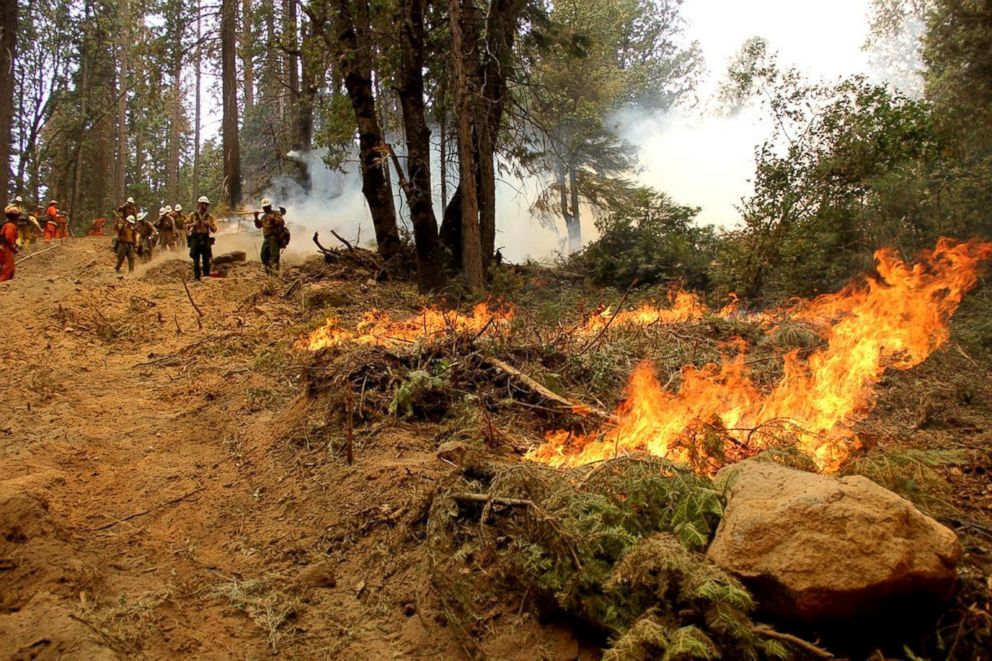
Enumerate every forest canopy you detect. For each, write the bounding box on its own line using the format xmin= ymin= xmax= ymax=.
xmin=1 ymin=0 xmax=990 ymax=297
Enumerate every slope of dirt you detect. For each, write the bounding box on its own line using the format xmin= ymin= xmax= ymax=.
xmin=0 ymin=238 xmax=532 ymax=659
xmin=2 ymin=237 xmax=990 ymax=660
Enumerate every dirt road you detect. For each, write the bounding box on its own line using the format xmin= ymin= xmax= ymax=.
xmin=0 ymin=238 xmax=467 ymax=659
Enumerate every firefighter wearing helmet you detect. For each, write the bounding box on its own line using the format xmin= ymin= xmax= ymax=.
xmin=172 ymin=203 xmax=187 ymax=248
xmin=1 ymin=205 xmax=20 ymax=282
xmin=156 ymin=205 xmax=177 ymax=250
xmin=253 ymin=198 xmax=289 ymax=274
xmin=185 ymin=196 xmax=217 ymax=280
xmin=113 ymin=213 xmax=138 ymax=274
xmin=116 ymin=196 xmax=139 ymax=221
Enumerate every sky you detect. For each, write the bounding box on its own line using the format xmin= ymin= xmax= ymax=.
xmin=624 ymin=0 xmax=882 ymax=230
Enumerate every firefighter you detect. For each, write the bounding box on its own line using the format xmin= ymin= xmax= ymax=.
xmin=54 ymin=210 xmax=70 ymax=241
xmin=135 ymin=212 xmax=157 ymax=262
xmin=172 ymin=204 xmax=187 ymax=248
xmin=252 ymin=198 xmax=287 ymax=274
xmin=156 ymin=206 xmax=176 ymax=250
xmin=43 ymin=200 xmax=59 ymax=243
xmin=15 ymin=198 xmax=34 ymax=250
xmin=114 ymin=214 xmax=138 ymax=273
xmin=116 ymin=196 xmax=139 ymax=221
xmin=186 ymin=196 xmax=217 ymax=280
xmin=1 ymin=206 xmax=19 ymax=282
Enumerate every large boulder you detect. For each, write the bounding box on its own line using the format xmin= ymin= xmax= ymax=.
xmin=706 ymin=460 xmax=960 ymax=624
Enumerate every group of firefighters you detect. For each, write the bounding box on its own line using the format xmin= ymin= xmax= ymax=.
xmin=0 ymin=198 xmax=70 ymax=282
xmin=1 ymin=194 xmax=290 ymax=284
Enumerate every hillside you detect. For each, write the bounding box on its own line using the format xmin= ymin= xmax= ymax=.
xmin=1 ymin=237 xmax=990 ymax=659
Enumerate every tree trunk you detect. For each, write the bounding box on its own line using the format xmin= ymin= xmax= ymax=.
xmin=166 ymin=0 xmax=183 ymax=204
xmin=0 ymin=0 xmax=16 ymax=198
xmin=284 ymin=0 xmax=299 ymax=126
xmin=449 ymin=0 xmax=484 ymax=289
xmin=221 ymin=0 xmax=243 ymax=207
xmin=296 ymin=19 xmax=319 ymax=152
xmin=241 ymin=0 xmax=254 ymax=113
xmin=568 ymin=163 xmax=581 ymax=253
xmin=396 ymin=0 xmax=445 ymax=292
xmin=322 ymin=0 xmax=399 ymax=260
xmin=193 ymin=0 xmax=202 ymax=200
xmin=115 ymin=0 xmax=129 ymax=202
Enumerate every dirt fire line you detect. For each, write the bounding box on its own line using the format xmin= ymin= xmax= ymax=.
xmin=528 ymin=238 xmax=992 ymax=474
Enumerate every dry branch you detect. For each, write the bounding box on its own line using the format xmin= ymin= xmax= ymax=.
xmin=451 ymin=493 xmax=532 ymax=507
xmin=90 ymin=486 xmax=205 ymax=531
xmin=14 ymin=245 xmax=59 ymax=264
xmin=482 ymin=356 xmax=612 ymax=421
xmin=751 ymin=625 xmax=833 ymax=659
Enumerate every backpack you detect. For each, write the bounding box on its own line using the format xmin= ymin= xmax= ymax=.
xmin=277 ymin=224 xmax=291 ymax=249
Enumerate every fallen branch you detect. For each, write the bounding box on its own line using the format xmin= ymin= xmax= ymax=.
xmin=751 ymin=625 xmax=833 ymax=659
xmin=14 ymin=245 xmax=59 ymax=264
xmin=451 ymin=493 xmax=532 ymax=507
xmin=330 ymin=229 xmax=356 ymax=252
xmin=181 ymin=277 xmax=204 ymax=329
xmin=482 ymin=356 xmax=613 ymax=421
xmin=281 ymin=276 xmax=304 ymax=299
xmin=90 ymin=486 xmax=205 ymax=531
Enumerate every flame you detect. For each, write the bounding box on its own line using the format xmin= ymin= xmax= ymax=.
xmin=528 ymin=238 xmax=992 ymax=473
xmin=579 ymin=289 xmax=709 ymax=335
xmin=298 ymin=302 xmax=514 ymax=351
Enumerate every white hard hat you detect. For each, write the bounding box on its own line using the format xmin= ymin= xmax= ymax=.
xmin=197 ymin=196 xmax=209 ymax=205
xmin=174 ymin=204 xmax=183 ymax=212
xmin=14 ymin=196 xmax=22 ymax=203
xmin=136 ymin=212 xmax=147 ymax=221
xmin=165 ymin=205 xmax=173 ymax=213
xmin=261 ymin=198 xmax=272 ymax=208
xmin=158 ymin=207 xmax=166 ymax=216
xmin=127 ymin=197 xmax=135 ymax=204
xmin=126 ymin=215 xmax=136 ymax=223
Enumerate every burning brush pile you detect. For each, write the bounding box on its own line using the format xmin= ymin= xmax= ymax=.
xmin=299 ymin=238 xmax=992 ymax=477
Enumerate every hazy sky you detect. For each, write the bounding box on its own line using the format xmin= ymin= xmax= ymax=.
xmin=626 ymin=0 xmax=880 ymax=229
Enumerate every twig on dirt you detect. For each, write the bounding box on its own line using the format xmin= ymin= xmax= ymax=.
xmin=75 ymin=258 xmax=98 ymax=278
xmin=14 ymin=245 xmax=59 ymax=264
xmin=482 ymin=356 xmax=612 ymax=421
xmin=345 ymin=387 xmax=355 ymax=465
xmin=451 ymin=493 xmax=532 ymax=507
xmin=751 ymin=625 xmax=832 ymax=659
xmin=940 ymin=516 xmax=992 ymax=540
xmin=68 ymin=613 xmax=120 ymax=649
xmin=90 ymin=486 xmax=205 ymax=531
xmin=576 ymin=279 xmax=638 ymax=356
xmin=281 ymin=277 xmax=304 ymax=299
xmin=181 ymin=277 xmax=204 ymax=329
xmin=954 ymin=343 xmax=982 ymax=370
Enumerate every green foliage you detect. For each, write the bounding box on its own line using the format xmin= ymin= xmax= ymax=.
xmin=574 ymin=189 xmax=717 ymax=289
xmin=428 ymin=458 xmax=800 ymax=659
xmin=388 ymin=363 xmax=453 ymax=420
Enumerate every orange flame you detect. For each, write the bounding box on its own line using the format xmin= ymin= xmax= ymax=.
xmin=579 ymin=289 xmax=709 ymax=335
xmin=298 ymin=302 xmax=514 ymax=351
xmin=528 ymin=239 xmax=992 ymax=473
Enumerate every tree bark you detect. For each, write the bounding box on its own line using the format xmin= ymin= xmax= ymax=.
xmin=296 ymin=19 xmax=318 ymax=151
xmin=317 ymin=0 xmax=400 ymax=260
xmin=193 ymin=0 xmax=202 ymax=200
xmin=166 ymin=0 xmax=183 ymax=204
xmin=396 ymin=0 xmax=445 ymax=292
xmin=221 ymin=0 xmax=243 ymax=207
xmin=241 ymin=0 xmax=254 ymax=113
xmin=449 ymin=0 xmax=484 ymax=289
xmin=568 ymin=163 xmax=581 ymax=253
xmin=115 ymin=0 xmax=129 ymax=202
xmin=0 ymin=0 xmax=17 ymax=198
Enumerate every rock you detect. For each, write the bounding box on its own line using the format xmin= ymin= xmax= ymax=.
xmin=295 ymin=561 xmax=337 ymax=590
xmin=0 ymin=474 xmax=58 ymax=546
xmin=706 ymin=460 xmax=960 ymax=624
xmin=436 ymin=441 xmax=468 ymax=465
